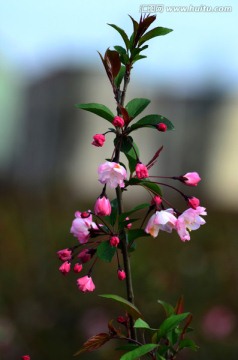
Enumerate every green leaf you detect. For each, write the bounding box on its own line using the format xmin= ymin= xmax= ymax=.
xmin=119 ymin=203 xmax=150 ymax=220
xmin=125 ymin=98 xmax=151 ymax=119
xmin=114 ymin=45 xmax=127 ymax=55
xmin=139 ymin=27 xmax=173 ymax=46
xmin=134 ymin=318 xmax=153 ymax=330
xmin=125 ymin=178 xmax=162 ymax=196
xmin=127 ymin=229 xmax=149 ymax=244
xmin=100 ymin=294 xmax=142 ymax=320
xmin=116 ymin=136 xmax=139 ymax=174
xmin=75 ymin=103 xmax=114 ymax=123
xmin=159 ymin=313 xmax=190 ymax=337
xmin=97 ymin=241 xmax=116 ymax=262
xmin=132 ymin=55 xmax=147 ymax=63
xmin=130 ymin=114 xmax=174 ymax=132
xmin=108 ymin=24 xmax=130 ymax=50
xmin=114 ymin=65 xmax=126 ymax=88
xmin=158 ymin=300 xmax=175 ymax=317
xmin=108 ymin=198 xmax=118 ymax=226
xmin=120 ymin=344 xmax=158 ymax=360
xmin=179 ymin=339 xmax=199 ymax=351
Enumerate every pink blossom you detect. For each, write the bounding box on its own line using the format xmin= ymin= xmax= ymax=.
xmin=57 ymin=248 xmax=72 ymax=261
xmin=21 ymin=356 xmax=31 ymax=360
xmin=77 ymin=275 xmax=95 ymax=293
xmin=94 ymin=196 xmax=111 ymax=216
xmin=112 ymin=116 xmax=124 ymax=128
xmin=92 ymin=133 xmax=105 ymax=147
xmin=70 ymin=211 xmax=97 ymax=244
xmin=135 ymin=163 xmax=149 ymax=179
xmin=73 ymin=263 xmax=83 ymax=273
xmin=182 ymin=172 xmax=201 ymax=186
xmin=151 ymin=195 xmax=162 ymax=208
xmin=98 ymin=161 xmax=127 ymax=189
xmin=156 ymin=122 xmax=167 ymax=132
xmin=202 ymin=306 xmax=236 ymax=339
xmin=187 ymin=196 xmax=200 ymax=209
xmin=78 ymin=249 xmax=92 ymax=263
xmin=110 ymin=236 xmax=120 ymax=247
xmin=176 ymin=206 xmax=207 ymax=241
xmin=59 ymin=261 xmax=71 ymax=275
xmin=145 ymin=209 xmax=177 ymax=238
xmin=118 ymin=269 xmax=126 ymax=280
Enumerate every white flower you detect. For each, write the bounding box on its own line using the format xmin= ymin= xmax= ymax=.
xmin=98 ymin=161 xmax=127 ymax=188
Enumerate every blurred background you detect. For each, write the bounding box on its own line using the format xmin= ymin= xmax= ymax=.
xmin=0 ymin=0 xmax=238 ymax=359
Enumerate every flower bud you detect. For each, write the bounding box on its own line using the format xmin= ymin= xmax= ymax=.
xmin=57 ymin=248 xmax=72 ymax=261
xmin=113 ymin=116 xmax=124 ymax=128
xmin=118 ymin=269 xmax=126 ymax=281
xmin=77 ymin=275 xmax=95 ymax=292
xmin=110 ymin=236 xmax=120 ymax=247
xmin=135 ymin=163 xmax=149 ymax=179
xmin=181 ymin=172 xmax=201 ymax=186
xmin=187 ymin=196 xmax=200 ymax=209
xmin=81 ymin=211 xmax=90 ymax=218
xmin=21 ymin=356 xmax=31 ymax=360
xmin=73 ymin=263 xmax=83 ymax=273
xmin=151 ymin=195 xmax=162 ymax=208
xmin=59 ymin=261 xmax=71 ymax=275
xmin=78 ymin=249 xmax=92 ymax=263
xmin=125 ymin=217 xmax=132 ymax=229
xmin=94 ymin=196 xmax=111 ymax=216
xmin=92 ymin=134 xmax=105 ymax=147
xmin=156 ymin=122 xmax=167 ymax=132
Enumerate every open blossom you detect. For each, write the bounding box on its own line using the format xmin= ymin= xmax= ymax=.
xmin=145 ymin=209 xmax=177 ymax=238
xmin=135 ymin=163 xmax=149 ymax=179
xmin=77 ymin=275 xmax=95 ymax=293
xmin=182 ymin=172 xmax=201 ymax=186
xmin=113 ymin=115 xmax=124 ymax=127
xmin=59 ymin=261 xmax=71 ymax=275
xmin=176 ymin=206 xmax=207 ymax=241
xmin=94 ymin=196 xmax=111 ymax=216
xmin=92 ymin=133 xmax=105 ymax=147
xmin=98 ymin=161 xmax=127 ymax=188
xmin=70 ymin=211 xmax=97 ymax=244
xmin=57 ymin=248 xmax=72 ymax=261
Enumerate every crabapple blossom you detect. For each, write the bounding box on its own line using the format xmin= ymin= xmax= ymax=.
xmin=21 ymin=356 xmax=31 ymax=360
xmin=59 ymin=261 xmax=71 ymax=275
xmin=187 ymin=196 xmax=200 ymax=209
xmin=145 ymin=209 xmax=177 ymax=238
xmin=156 ymin=122 xmax=167 ymax=132
xmin=78 ymin=249 xmax=93 ymax=263
xmin=118 ymin=269 xmax=126 ymax=280
xmin=176 ymin=206 xmax=207 ymax=241
xmin=73 ymin=263 xmax=83 ymax=273
xmin=98 ymin=161 xmax=127 ymax=188
xmin=57 ymin=248 xmax=72 ymax=261
xmin=94 ymin=196 xmax=111 ymax=216
xmin=182 ymin=172 xmax=201 ymax=186
xmin=135 ymin=163 xmax=149 ymax=179
xmin=113 ymin=115 xmax=124 ymax=127
xmin=70 ymin=211 xmax=97 ymax=244
xmin=92 ymin=133 xmax=106 ymax=147
xmin=110 ymin=236 xmax=120 ymax=247
xmin=77 ymin=275 xmax=95 ymax=293
xmin=151 ymin=195 xmax=162 ymax=208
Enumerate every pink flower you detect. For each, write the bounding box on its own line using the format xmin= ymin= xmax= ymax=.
xmin=187 ymin=196 xmax=200 ymax=209
xmin=202 ymin=306 xmax=236 ymax=339
xmin=156 ymin=122 xmax=167 ymax=132
xmin=59 ymin=261 xmax=71 ymax=275
xmin=94 ymin=196 xmax=111 ymax=216
xmin=92 ymin=133 xmax=105 ymax=147
xmin=151 ymin=195 xmax=162 ymax=208
xmin=57 ymin=248 xmax=72 ymax=261
xmin=176 ymin=206 xmax=207 ymax=241
xmin=145 ymin=209 xmax=177 ymax=238
xmin=110 ymin=236 xmax=120 ymax=247
xmin=182 ymin=172 xmax=201 ymax=186
xmin=78 ymin=249 xmax=92 ymax=263
xmin=21 ymin=356 xmax=31 ymax=360
xmin=77 ymin=275 xmax=95 ymax=293
xmin=73 ymin=263 xmax=83 ymax=273
xmin=98 ymin=161 xmax=127 ymax=189
xmin=113 ymin=116 xmax=124 ymax=128
xmin=118 ymin=269 xmax=126 ymax=280
xmin=135 ymin=163 xmax=149 ymax=179
xmin=70 ymin=211 xmax=97 ymax=244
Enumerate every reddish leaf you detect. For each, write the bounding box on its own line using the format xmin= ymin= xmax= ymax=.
xmin=105 ymin=49 xmax=121 ymax=79
xmin=146 ymin=146 xmax=163 ymax=170
xmin=74 ymin=333 xmax=111 ymax=356
xmin=175 ymin=296 xmax=184 ymax=315
xmin=117 ymin=105 xmax=130 ymax=124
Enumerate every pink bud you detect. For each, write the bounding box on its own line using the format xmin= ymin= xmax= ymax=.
xmin=135 ymin=163 xmax=149 ymax=179
xmin=81 ymin=211 xmax=90 ymax=218
xmin=21 ymin=356 xmax=31 ymax=360
xmin=118 ymin=269 xmax=126 ymax=281
xmin=182 ymin=172 xmax=201 ymax=186
xmin=77 ymin=275 xmax=95 ymax=292
xmin=110 ymin=236 xmax=120 ymax=247
xmin=59 ymin=261 xmax=71 ymax=275
xmin=113 ymin=116 xmax=124 ymax=128
xmin=73 ymin=263 xmax=83 ymax=273
xmin=57 ymin=248 xmax=72 ymax=261
xmin=78 ymin=249 xmax=92 ymax=263
xmin=94 ymin=196 xmax=111 ymax=216
xmin=125 ymin=217 xmax=132 ymax=229
xmin=156 ymin=122 xmax=167 ymax=132
xmin=151 ymin=195 xmax=162 ymax=208
xmin=92 ymin=134 xmax=105 ymax=147
xmin=187 ymin=196 xmax=200 ymax=209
